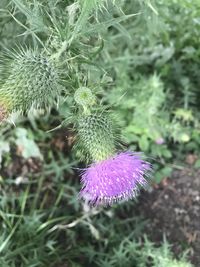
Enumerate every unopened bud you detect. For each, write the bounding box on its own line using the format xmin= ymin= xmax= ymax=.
xmin=0 ymin=49 xmax=61 ymax=116
xmin=74 ymin=87 xmax=96 ymax=108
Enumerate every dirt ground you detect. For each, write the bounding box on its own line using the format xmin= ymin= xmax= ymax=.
xmin=137 ymin=166 xmax=200 ymax=266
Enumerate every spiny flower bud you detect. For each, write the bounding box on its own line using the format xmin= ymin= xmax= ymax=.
xmin=76 ymin=112 xmax=116 ymax=162
xmin=74 ymin=87 xmax=96 ymax=108
xmin=0 ymin=49 xmax=61 ymax=119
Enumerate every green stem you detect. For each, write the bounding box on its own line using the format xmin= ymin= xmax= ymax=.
xmin=50 ymin=40 xmax=68 ymax=60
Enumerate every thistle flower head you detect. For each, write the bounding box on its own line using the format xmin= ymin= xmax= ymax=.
xmin=76 ymin=112 xmax=116 ymax=162
xmin=80 ymin=151 xmax=151 ymax=206
xmin=0 ymin=48 xmax=61 ymax=115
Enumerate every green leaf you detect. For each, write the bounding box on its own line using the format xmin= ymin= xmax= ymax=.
xmin=139 ymin=135 xmax=149 ymax=151
xmin=162 ymin=148 xmax=172 ymax=158
xmin=15 ymin=128 xmax=43 ymax=160
xmin=194 ymin=159 xmax=200 ymax=168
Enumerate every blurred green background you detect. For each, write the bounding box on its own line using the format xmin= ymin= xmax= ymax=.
xmin=0 ymin=1 xmax=199 ymax=266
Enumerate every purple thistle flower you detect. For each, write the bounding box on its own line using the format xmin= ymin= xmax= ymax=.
xmin=79 ymin=152 xmax=152 ymax=206
xmin=155 ymin=137 xmax=165 ymax=145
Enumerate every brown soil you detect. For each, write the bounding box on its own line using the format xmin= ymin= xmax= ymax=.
xmin=137 ymin=167 xmax=200 ymax=266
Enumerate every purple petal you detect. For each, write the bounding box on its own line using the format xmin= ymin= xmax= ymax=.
xmin=155 ymin=137 xmax=165 ymax=145
xmin=79 ymin=152 xmax=152 ymax=206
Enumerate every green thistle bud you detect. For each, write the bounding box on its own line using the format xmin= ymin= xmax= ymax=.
xmin=0 ymin=49 xmax=61 ymax=120
xmin=74 ymin=87 xmax=96 ymax=110
xmin=76 ymin=112 xmax=116 ymax=162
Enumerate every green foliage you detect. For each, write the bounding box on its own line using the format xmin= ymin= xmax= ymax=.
xmin=0 ymin=165 xmax=194 ymax=266
xmin=15 ymin=127 xmax=43 ymax=159
xmin=94 ymin=236 xmax=193 ymax=267
xmin=99 ymin=0 xmax=200 ymax=180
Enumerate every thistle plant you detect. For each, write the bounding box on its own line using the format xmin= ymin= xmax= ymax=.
xmin=0 ymin=48 xmax=61 ymax=122
xmin=0 ymin=0 xmax=152 ymax=207
xmin=74 ymin=87 xmax=152 ymax=206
